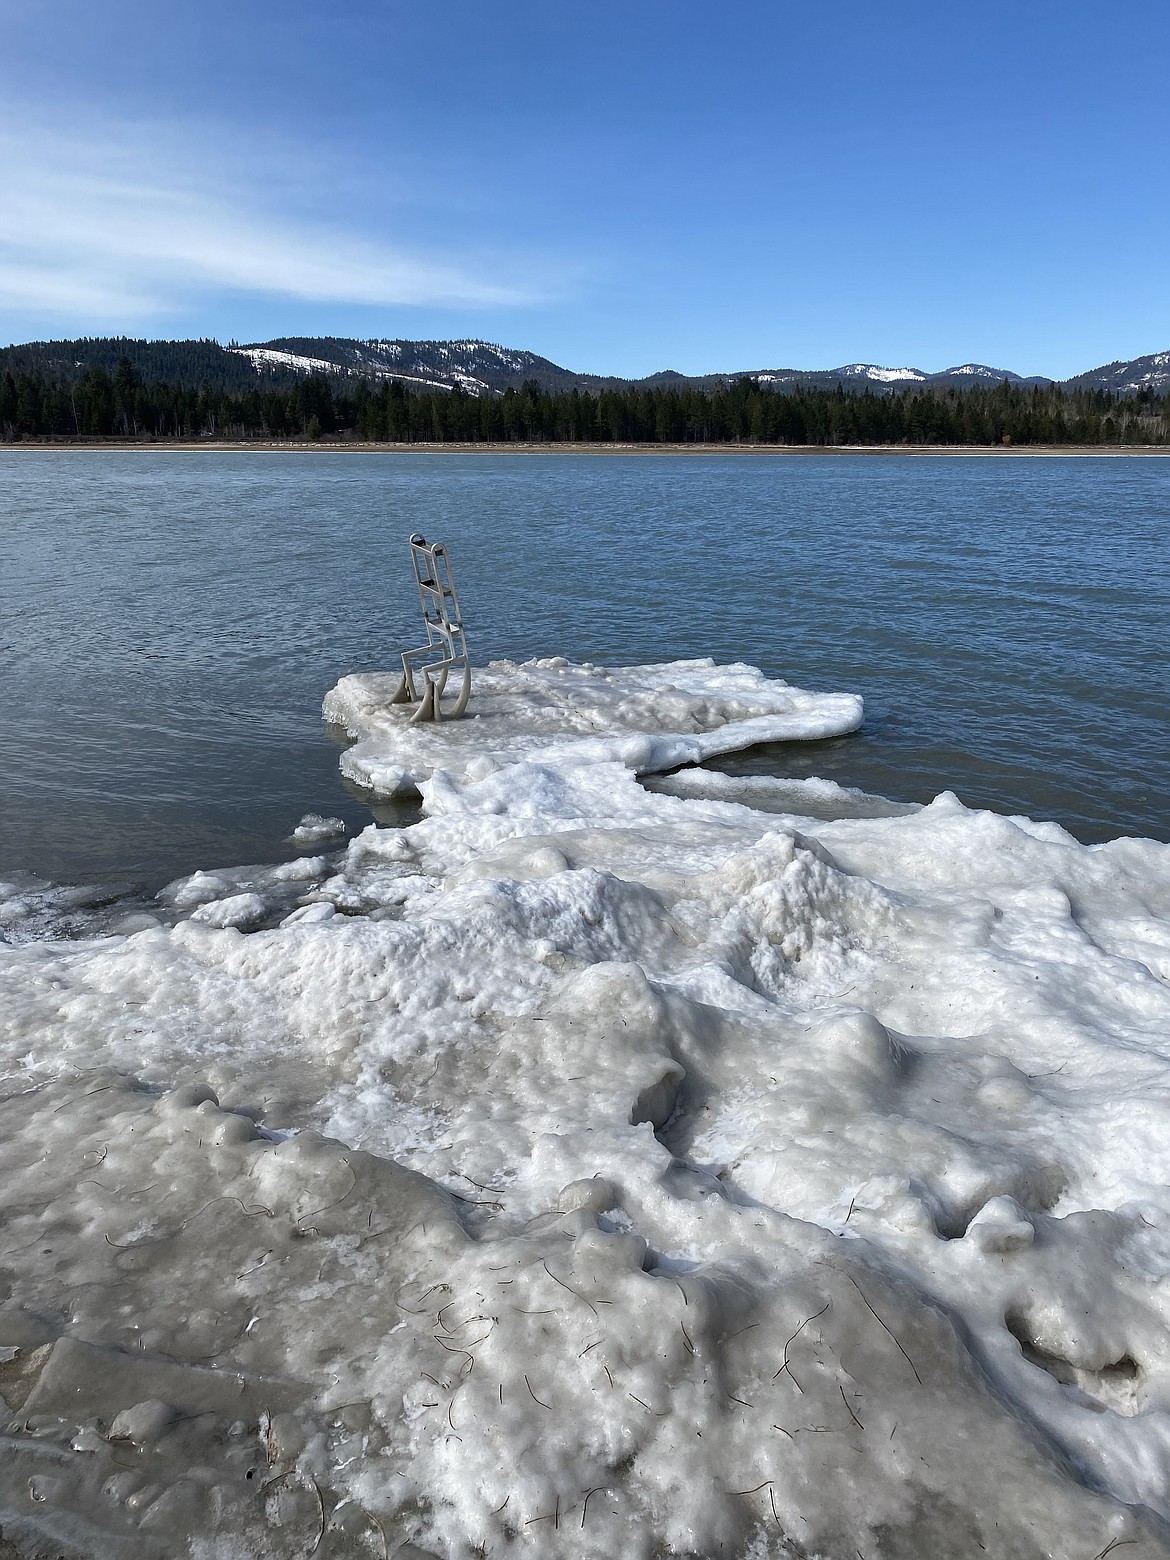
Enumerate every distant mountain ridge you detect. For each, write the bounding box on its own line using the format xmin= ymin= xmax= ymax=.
xmin=227 ymin=341 xmax=1056 ymax=394
xmin=228 ymin=337 xmax=627 ymax=396
xmin=2 ymin=335 xmax=1167 ymax=398
xmin=634 ymin=361 xmax=1051 ymax=393
xmin=1062 ymin=349 xmax=1170 ymax=395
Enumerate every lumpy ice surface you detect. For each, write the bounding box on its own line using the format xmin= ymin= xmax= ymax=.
xmin=1 ymin=660 xmax=1169 ymax=1559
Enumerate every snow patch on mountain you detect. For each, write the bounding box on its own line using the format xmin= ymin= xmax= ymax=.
xmin=233 ymin=346 xmax=344 ymax=376
xmin=228 ymin=338 xmax=557 ymax=397
xmin=943 ymin=364 xmax=1018 ymax=380
xmin=1064 ymin=348 xmax=1170 ymax=396
xmin=1117 ymin=351 xmax=1170 ymax=392
xmin=832 ymin=363 xmax=929 ymax=382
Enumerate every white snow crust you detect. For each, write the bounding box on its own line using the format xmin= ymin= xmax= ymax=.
xmin=231 ymin=346 xmax=467 ymax=395
xmin=942 ymin=364 xmax=1015 ymax=380
xmin=2 ymin=658 xmax=1170 ymax=1558
xmin=232 ymin=347 xmax=346 ymax=376
xmin=324 ymin=658 xmax=865 ymax=798
xmin=832 ymin=364 xmax=929 ymax=383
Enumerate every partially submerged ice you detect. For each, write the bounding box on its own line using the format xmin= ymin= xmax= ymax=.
xmin=325 ymin=657 xmax=865 ymax=796
xmin=2 ymin=660 xmax=1170 ymax=1558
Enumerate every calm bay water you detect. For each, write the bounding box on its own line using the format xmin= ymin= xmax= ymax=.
xmin=0 ymin=450 xmax=1166 ymax=887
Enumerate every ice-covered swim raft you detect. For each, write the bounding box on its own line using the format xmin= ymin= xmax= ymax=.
xmin=3 ymin=657 xmax=1170 ymax=1559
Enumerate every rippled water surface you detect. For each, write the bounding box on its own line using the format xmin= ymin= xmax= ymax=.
xmin=1 ymin=450 xmax=1166 ymax=885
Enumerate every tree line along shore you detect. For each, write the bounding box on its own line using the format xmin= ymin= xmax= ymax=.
xmin=3 ymin=359 xmax=1168 ymax=447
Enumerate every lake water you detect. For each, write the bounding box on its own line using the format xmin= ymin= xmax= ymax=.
xmin=1 ymin=450 xmax=1166 ymax=889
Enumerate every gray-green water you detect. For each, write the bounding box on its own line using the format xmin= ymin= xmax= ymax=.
xmin=1 ymin=450 xmax=1166 ymax=888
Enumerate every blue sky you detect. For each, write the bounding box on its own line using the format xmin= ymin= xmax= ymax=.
xmin=1 ymin=0 xmax=1167 ymax=377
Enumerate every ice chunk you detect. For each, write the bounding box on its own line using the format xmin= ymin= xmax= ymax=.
xmin=646 ymin=766 xmax=919 ymax=820
xmin=163 ymin=868 xmax=234 ymax=909
xmin=109 ymin=1400 xmax=178 ymax=1448
xmin=189 ymin=891 xmax=269 ymax=929
xmin=281 ymin=901 xmax=336 ymax=926
xmin=966 ymin=1195 xmax=1036 ymax=1253
xmin=292 ymin=813 xmax=347 ymax=843
xmin=324 ymin=657 xmax=863 ymax=797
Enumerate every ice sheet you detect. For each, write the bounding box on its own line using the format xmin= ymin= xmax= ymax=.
xmin=323 ymin=657 xmax=864 ymax=796
xmin=643 ymin=766 xmax=920 ymax=821
xmin=2 ymin=660 xmax=1170 ymax=1558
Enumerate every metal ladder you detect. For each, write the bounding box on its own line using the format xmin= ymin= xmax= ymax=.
xmin=390 ymin=534 xmax=472 ymax=723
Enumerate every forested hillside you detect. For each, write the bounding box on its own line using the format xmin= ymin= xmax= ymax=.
xmin=0 ymin=338 xmax=271 ymax=393
xmin=2 ymin=358 xmax=1167 ymax=445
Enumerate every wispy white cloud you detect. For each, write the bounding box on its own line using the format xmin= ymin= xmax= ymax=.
xmin=0 ymin=122 xmax=549 ymax=327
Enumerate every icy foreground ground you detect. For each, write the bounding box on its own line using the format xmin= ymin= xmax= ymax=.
xmin=1 ymin=664 xmax=1170 ymax=1558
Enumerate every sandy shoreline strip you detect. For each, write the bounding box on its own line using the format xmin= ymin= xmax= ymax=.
xmin=2 ymin=439 xmax=1168 ymax=456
